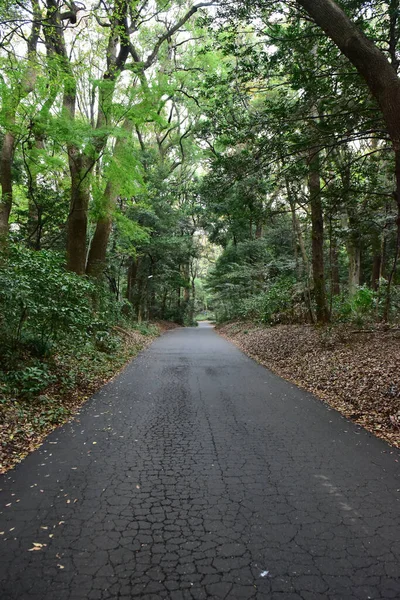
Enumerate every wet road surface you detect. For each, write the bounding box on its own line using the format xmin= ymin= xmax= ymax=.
xmin=1 ymin=323 xmax=400 ymax=599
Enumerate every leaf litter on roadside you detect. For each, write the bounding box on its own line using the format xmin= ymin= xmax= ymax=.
xmin=219 ymin=322 xmax=400 ymax=447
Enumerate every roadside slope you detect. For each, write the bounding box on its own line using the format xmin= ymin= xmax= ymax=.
xmin=218 ymin=322 xmax=400 ymax=447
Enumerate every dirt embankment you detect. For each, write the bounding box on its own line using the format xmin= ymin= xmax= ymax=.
xmin=218 ymin=322 xmax=400 ymax=447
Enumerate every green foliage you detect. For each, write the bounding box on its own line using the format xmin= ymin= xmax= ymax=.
xmin=0 ymin=247 xmax=152 ymax=399
xmin=261 ymin=276 xmax=297 ymax=324
xmin=2 ymin=363 xmax=57 ymax=399
xmin=332 ymin=286 xmax=377 ymax=325
xmin=195 ymin=311 xmax=215 ymax=321
xmin=0 ymin=246 xmax=96 ymax=348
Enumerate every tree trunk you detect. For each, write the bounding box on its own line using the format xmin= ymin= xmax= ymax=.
xmin=86 ymin=199 xmax=113 ymax=278
xmin=255 ymin=222 xmax=263 ymax=239
xmin=330 ymin=237 xmax=341 ymax=296
xmin=161 ymin=289 xmax=168 ymax=319
xmin=347 ymin=242 xmax=361 ymax=297
xmin=66 ymin=155 xmax=91 ymax=274
xmin=0 ymin=4 xmax=39 ymax=245
xmin=308 ymin=148 xmax=329 ymax=323
xmin=371 ymin=253 xmax=381 ymax=291
xmin=296 ymin=0 xmax=400 ymax=309
xmin=286 ymin=179 xmax=315 ymax=322
xmin=86 ymin=119 xmax=133 ymax=276
xmin=127 ymin=256 xmax=138 ymax=304
xmin=0 ymin=131 xmax=15 ymax=243
xmin=346 ymin=209 xmax=361 ymax=297
xmin=296 ymin=0 xmax=400 ymax=148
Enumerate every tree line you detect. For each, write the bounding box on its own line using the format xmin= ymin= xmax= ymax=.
xmin=1 ymin=0 xmax=400 ymax=332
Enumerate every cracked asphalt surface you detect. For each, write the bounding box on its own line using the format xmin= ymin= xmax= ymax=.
xmin=1 ymin=322 xmax=400 ymax=600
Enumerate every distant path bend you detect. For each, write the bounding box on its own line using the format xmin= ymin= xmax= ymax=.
xmin=1 ymin=322 xmax=399 ymax=599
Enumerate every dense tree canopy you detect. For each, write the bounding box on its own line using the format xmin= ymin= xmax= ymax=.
xmin=1 ymin=0 xmax=400 ymax=344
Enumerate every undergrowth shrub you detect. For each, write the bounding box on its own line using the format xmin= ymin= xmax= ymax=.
xmin=332 ymin=286 xmax=377 ymax=325
xmin=0 ymin=246 xmax=150 ymax=399
xmin=261 ymin=276 xmax=296 ymax=324
xmin=0 ymin=246 xmax=96 ymax=349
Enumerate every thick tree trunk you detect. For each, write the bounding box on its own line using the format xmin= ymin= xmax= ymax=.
xmin=296 ymin=0 xmax=400 ymax=148
xmin=297 ymin=0 xmax=400 ymax=308
xmin=308 ymin=148 xmax=329 ymax=323
xmin=86 ymin=188 xmax=116 ymax=277
xmin=86 ymin=119 xmax=132 ymax=276
xmin=0 ymin=131 xmax=15 ymax=243
xmin=66 ymin=155 xmax=91 ymax=274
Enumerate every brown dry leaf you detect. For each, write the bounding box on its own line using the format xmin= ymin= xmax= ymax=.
xmin=219 ymin=323 xmax=400 ymax=448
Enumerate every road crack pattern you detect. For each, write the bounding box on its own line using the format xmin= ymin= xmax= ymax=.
xmin=1 ymin=324 xmax=400 ymax=599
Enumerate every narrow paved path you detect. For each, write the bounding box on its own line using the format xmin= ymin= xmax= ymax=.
xmin=1 ymin=324 xmax=399 ymax=600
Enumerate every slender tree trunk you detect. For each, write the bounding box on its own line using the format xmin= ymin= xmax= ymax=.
xmin=0 ymin=131 xmax=15 ymax=243
xmin=371 ymin=253 xmax=381 ymax=291
xmin=26 ymin=135 xmax=47 ymax=250
xmin=161 ymin=289 xmax=168 ymax=319
xmin=308 ymin=148 xmax=329 ymax=323
xmin=286 ymin=179 xmax=314 ymax=322
xmin=347 ymin=243 xmax=361 ymax=296
xmin=345 ymin=208 xmax=361 ymax=296
xmin=127 ymin=256 xmax=138 ymax=304
xmin=330 ymin=237 xmax=341 ymax=296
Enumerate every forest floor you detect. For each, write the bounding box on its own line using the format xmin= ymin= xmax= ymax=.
xmin=218 ymin=322 xmax=400 ymax=448
xmin=0 ymin=321 xmax=179 ymax=474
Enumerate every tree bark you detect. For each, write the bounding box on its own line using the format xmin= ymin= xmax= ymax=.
xmin=86 ymin=182 xmax=115 ymax=277
xmin=66 ymin=155 xmax=91 ymax=274
xmin=330 ymin=237 xmax=341 ymax=296
xmin=346 ymin=209 xmax=361 ymax=297
xmin=347 ymin=241 xmax=361 ymax=296
xmin=296 ymin=0 xmax=400 ymax=149
xmin=297 ymin=0 xmax=400 ymax=311
xmin=371 ymin=253 xmax=381 ymax=291
xmin=126 ymin=256 xmax=138 ymax=304
xmin=0 ymin=1 xmax=40 ymax=244
xmin=86 ymin=118 xmax=133 ymax=276
xmin=0 ymin=131 xmax=15 ymax=242
xmin=308 ymin=148 xmax=330 ymax=323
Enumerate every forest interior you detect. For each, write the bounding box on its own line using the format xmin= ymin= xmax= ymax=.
xmin=1 ymin=0 xmax=400 ymax=471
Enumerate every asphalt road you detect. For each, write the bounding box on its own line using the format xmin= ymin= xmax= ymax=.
xmin=1 ymin=323 xmax=400 ymax=600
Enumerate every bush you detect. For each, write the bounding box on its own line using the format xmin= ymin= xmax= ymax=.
xmin=0 ymin=246 xmax=96 ymax=350
xmin=332 ymin=286 xmax=377 ymax=325
xmin=261 ymin=276 xmax=296 ymax=324
xmin=0 ymin=246 xmax=141 ymax=398
xmin=2 ymin=362 xmax=57 ymax=398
